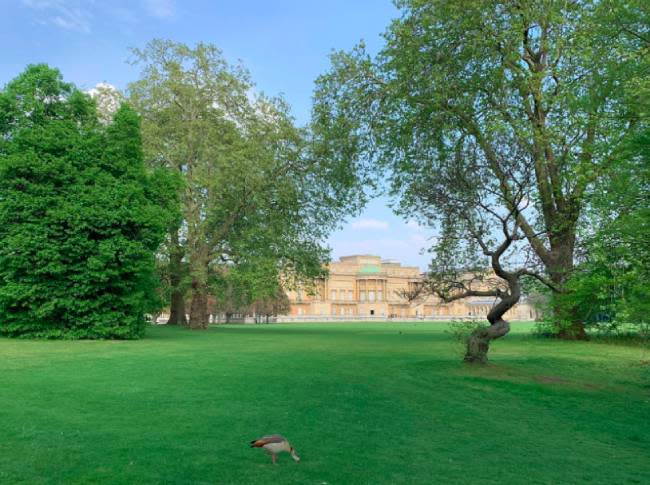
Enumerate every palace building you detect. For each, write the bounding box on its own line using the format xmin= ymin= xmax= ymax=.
xmin=281 ymin=255 xmax=537 ymax=321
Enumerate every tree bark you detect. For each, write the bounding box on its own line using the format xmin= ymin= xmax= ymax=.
xmin=189 ymin=282 xmax=208 ymax=329
xmin=548 ymin=229 xmax=587 ymax=340
xmin=464 ymin=286 xmax=519 ymax=364
xmin=188 ymin=253 xmax=210 ymax=329
xmin=166 ymin=229 xmax=187 ymax=326
xmin=464 ymin=236 xmax=521 ymax=364
xmin=465 ymin=319 xmax=511 ymax=364
xmin=168 ymin=289 xmax=187 ymax=326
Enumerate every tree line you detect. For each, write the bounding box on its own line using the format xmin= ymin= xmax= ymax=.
xmin=0 ymin=40 xmax=361 ymax=338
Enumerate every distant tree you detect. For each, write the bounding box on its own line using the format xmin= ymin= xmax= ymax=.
xmin=312 ymin=0 xmax=647 ymax=360
xmin=250 ymin=290 xmax=290 ymax=323
xmin=211 ymin=258 xmax=291 ymax=323
xmin=129 ymin=40 xmax=360 ymax=329
xmin=0 ymin=64 xmax=172 ymax=339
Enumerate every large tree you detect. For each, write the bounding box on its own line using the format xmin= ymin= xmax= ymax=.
xmin=312 ymin=0 xmax=647 ymax=358
xmin=129 ymin=40 xmax=358 ymax=329
xmin=0 ymin=65 xmax=171 ymax=338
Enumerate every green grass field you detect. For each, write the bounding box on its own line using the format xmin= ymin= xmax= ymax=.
xmin=1 ymin=323 xmax=649 ymax=484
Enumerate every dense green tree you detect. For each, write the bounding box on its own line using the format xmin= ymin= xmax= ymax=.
xmin=129 ymin=40 xmax=358 ymax=329
xmin=312 ymin=0 xmax=647 ymax=360
xmin=550 ymin=0 xmax=650 ymax=333
xmin=0 ymin=65 xmax=171 ymax=339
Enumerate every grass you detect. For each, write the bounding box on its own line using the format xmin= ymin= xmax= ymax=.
xmin=1 ymin=322 xmax=649 ymax=484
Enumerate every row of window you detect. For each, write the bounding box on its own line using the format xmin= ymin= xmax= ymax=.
xmin=296 ymin=306 xmax=530 ymax=318
xmin=330 ymin=289 xmax=354 ymax=301
xmin=329 ymin=289 xmax=384 ymax=302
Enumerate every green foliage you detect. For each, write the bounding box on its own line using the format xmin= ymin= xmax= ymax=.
xmin=211 ymin=258 xmax=287 ymax=315
xmin=446 ymin=319 xmax=489 ymax=354
xmin=550 ymin=5 xmax=650 ymax=332
xmin=211 ymin=263 xmax=290 ymax=319
xmin=554 ymin=124 xmax=650 ymax=332
xmin=0 ymin=65 xmax=171 ymax=339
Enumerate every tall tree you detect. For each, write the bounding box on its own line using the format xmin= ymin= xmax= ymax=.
xmin=129 ymin=40 xmax=358 ymax=329
xmin=0 ymin=65 xmax=171 ymax=338
xmin=312 ymin=0 xmax=646 ymax=356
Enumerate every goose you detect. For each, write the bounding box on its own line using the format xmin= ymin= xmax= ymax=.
xmin=250 ymin=435 xmax=301 ymax=464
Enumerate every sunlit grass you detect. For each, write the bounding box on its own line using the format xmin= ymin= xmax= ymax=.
xmin=1 ymin=322 xmax=648 ymax=484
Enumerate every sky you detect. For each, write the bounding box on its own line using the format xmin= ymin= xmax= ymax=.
xmin=2 ymin=0 xmax=436 ymax=270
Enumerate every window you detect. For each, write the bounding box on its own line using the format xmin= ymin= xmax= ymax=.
xmin=360 ymin=291 xmax=366 ymax=302
xmin=377 ymin=291 xmax=383 ymax=301
xmin=348 ymin=290 xmax=354 ymax=301
xmin=368 ymin=291 xmax=375 ymax=302
xmin=370 ymin=309 xmax=375 ymax=316
xmin=330 ymin=289 xmax=337 ymax=301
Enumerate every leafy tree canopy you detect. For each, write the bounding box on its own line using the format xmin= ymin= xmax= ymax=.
xmin=0 ymin=64 xmax=174 ymax=338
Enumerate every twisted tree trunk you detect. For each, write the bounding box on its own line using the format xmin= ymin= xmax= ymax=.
xmin=464 ymin=230 xmax=522 ymax=364
xmin=464 ymin=282 xmax=520 ymax=364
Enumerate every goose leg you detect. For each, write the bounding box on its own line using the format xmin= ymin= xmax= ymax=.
xmin=272 ymin=454 xmax=277 ymax=465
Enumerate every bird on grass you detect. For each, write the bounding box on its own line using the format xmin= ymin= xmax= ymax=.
xmin=250 ymin=435 xmax=301 ymax=464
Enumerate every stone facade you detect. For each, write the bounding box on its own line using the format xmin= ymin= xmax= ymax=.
xmin=282 ymin=255 xmax=537 ymax=321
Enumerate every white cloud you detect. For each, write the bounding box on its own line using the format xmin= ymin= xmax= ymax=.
xmin=144 ymin=0 xmax=175 ymax=19
xmin=22 ymin=0 xmax=175 ymax=34
xmin=350 ymin=218 xmax=390 ymax=231
xmin=22 ymin=0 xmax=93 ymax=34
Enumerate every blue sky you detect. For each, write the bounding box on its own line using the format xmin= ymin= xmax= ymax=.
xmin=2 ymin=0 xmax=436 ymax=270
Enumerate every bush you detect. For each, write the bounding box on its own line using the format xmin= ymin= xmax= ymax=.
xmin=446 ymin=320 xmax=489 ymax=352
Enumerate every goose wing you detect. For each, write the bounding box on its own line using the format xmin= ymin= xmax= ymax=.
xmin=250 ymin=435 xmax=286 ymax=448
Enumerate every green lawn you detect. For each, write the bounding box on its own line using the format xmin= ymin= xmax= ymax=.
xmin=1 ymin=323 xmax=649 ymax=484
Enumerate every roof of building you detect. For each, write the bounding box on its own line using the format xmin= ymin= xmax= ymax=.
xmin=358 ymin=264 xmax=382 ymax=274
